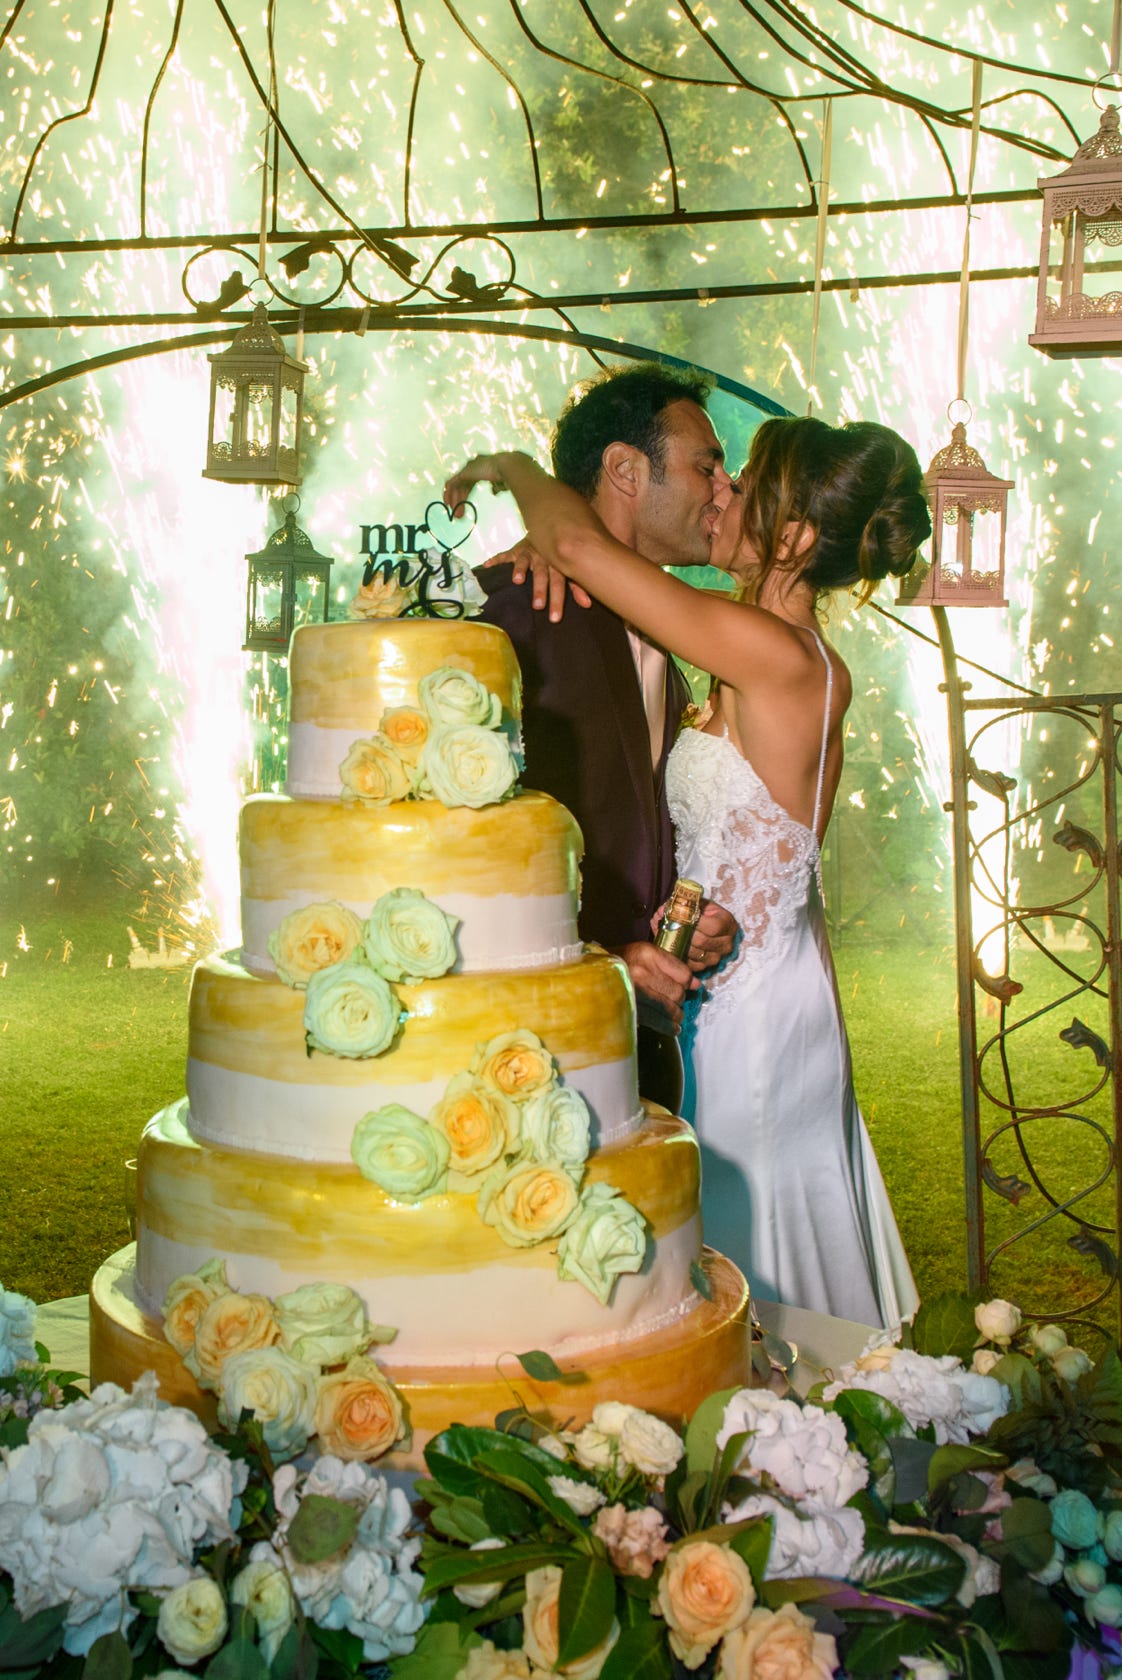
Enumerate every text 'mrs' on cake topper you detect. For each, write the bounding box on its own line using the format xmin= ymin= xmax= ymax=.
xmin=351 ymin=500 xmax=483 ymax=620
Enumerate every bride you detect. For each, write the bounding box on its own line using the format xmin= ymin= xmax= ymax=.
xmin=445 ymin=416 xmax=930 ymax=1328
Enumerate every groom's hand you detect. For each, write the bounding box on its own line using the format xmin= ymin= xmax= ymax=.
xmin=614 ymin=941 xmax=695 ymax=1031
xmin=686 ymin=900 xmax=737 ymax=974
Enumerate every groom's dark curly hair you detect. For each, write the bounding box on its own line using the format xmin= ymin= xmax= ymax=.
xmin=550 ymin=362 xmax=714 ymax=499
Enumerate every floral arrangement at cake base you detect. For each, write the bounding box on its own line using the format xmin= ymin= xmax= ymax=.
xmin=5 ymin=1284 xmax=1122 ymax=1679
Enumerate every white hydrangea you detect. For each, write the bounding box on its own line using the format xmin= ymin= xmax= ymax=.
xmin=717 ymin=1390 xmax=869 ymax=1509
xmin=821 ymin=1350 xmax=1009 ymax=1445
xmin=0 ymin=1285 xmax=37 ymax=1378
xmin=0 ymin=1373 xmax=246 ymax=1656
xmin=724 ymin=1493 xmax=867 ymax=1579
xmin=272 ymin=1454 xmax=425 ymax=1662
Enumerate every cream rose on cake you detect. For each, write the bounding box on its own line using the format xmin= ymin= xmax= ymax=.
xmin=274 ymin=1281 xmax=373 ymax=1367
xmin=418 ymin=665 xmax=502 ymax=729
xmin=304 ymin=959 xmax=402 ymax=1059
xmin=217 ymin=1346 xmax=319 ymax=1461
xmin=378 ymin=703 xmax=431 ymax=766
xmin=339 ymin=735 xmax=413 ymax=805
xmin=314 ymin=1355 xmax=405 ymax=1460
xmin=474 ymin=1029 xmax=555 ymax=1104
xmin=520 ymin=1083 xmax=592 ymax=1173
xmin=479 ymin=1158 xmax=580 ymax=1248
xmin=558 ymin=1184 xmax=648 ymax=1305
xmin=268 ymin=901 xmax=364 ymax=988
xmin=419 ymin=724 xmax=518 ymax=809
xmin=352 ymin=1104 xmax=450 ymax=1199
xmin=362 ymin=887 xmax=459 ymax=985
xmin=429 ymin=1072 xmax=518 ymax=1182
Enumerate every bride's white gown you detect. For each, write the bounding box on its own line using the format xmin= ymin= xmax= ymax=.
xmin=666 ymin=653 xmax=918 ymax=1329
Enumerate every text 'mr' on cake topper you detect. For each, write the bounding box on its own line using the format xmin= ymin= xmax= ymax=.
xmin=352 ymin=499 xmax=484 ymax=621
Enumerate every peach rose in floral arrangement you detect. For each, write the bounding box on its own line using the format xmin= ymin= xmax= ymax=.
xmin=474 ymin=1030 xmax=556 ymax=1103
xmin=523 ymin=1564 xmax=619 ymax=1678
xmin=188 ymin=1290 xmax=283 ymax=1388
xmin=314 ymin=1355 xmax=404 ymax=1460
xmin=378 ymin=705 xmax=430 ymax=765
xmin=717 ymin=1601 xmax=839 ymax=1680
xmin=656 ymin=1541 xmax=756 ymax=1669
xmin=268 ymin=900 xmax=364 ymax=988
xmin=162 ymin=1258 xmax=229 ymax=1358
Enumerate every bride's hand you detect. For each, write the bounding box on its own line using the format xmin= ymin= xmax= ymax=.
xmin=479 ymin=538 xmax=592 ymax=620
xmin=443 ymin=454 xmax=511 ymax=513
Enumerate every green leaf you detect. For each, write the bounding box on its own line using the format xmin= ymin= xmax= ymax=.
xmin=287 ymin=1493 xmax=361 ymax=1565
xmin=431 ymin=1495 xmax=493 ymax=1545
xmin=269 ymin=1620 xmax=320 ymax=1680
xmin=829 ymin=1389 xmax=907 ymax=1507
xmin=425 ymin=1425 xmax=572 ymax=1496
xmin=474 ymin=1447 xmax=588 ymax=1534
xmin=515 ymin=1348 xmax=585 ymax=1384
xmin=480 ymin=1479 xmax=538 ymax=1537
xmin=1082 ymin=1342 xmax=1122 ymax=1422
xmin=911 ymin=1290 xmax=981 ymax=1362
xmin=843 ymin=1615 xmax=944 ymax=1673
xmin=851 ymin=1535 xmax=967 ymax=1606
xmin=999 ymin=1557 xmax=1067 ymax=1653
xmin=959 ymin=1622 xmax=1004 ymax=1680
xmin=991 ymin=1496 xmax=1055 ymax=1572
xmin=598 ymin=1617 xmax=673 ymax=1680
xmin=204 ymin=1639 xmax=269 ymax=1680
xmin=421 ymin=1539 xmax=578 ymax=1598
xmin=684 ymin=1386 xmax=741 ymax=1475
xmin=0 ymin=1599 xmax=67 ymax=1667
xmin=81 ymin=1630 xmax=132 ymax=1680
xmin=987 ymin=1351 xmax=1042 ymax=1409
xmin=727 ymin=1515 xmax=774 ymax=1587
xmin=690 ymin=1258 xmax=713 ymax=1301
xmin=387 ymin=1620 xmax=482 ymax=1680
xmin=557 ymin=1556 xmax=617 ymax=1668
xmin=309 ymin=1622 xmax=366 ymax=1672
xmin=927 ymin=1442 xmax=1007 ymax=1496
xmin=889 ymin=1437 xmax=936 ymax=1505
xmin=666 ymin=1468 xmax=709 ymax=1535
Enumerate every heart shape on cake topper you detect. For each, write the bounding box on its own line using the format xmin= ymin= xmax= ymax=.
xmin=423 ymin=498 xmax=478 ymax=554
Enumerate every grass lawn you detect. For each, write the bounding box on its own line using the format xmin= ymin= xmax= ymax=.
xmin=1 ymin=876 xmax=1115 ymax=1335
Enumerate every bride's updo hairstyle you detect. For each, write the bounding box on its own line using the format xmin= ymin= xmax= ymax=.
xmin=738 ymin=416 xmax=931 ymax=604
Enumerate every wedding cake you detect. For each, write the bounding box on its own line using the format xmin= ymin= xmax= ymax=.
xmin=90 ymin=617 xmax=751 ymax=1464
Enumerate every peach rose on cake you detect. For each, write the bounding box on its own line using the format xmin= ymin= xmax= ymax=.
xmin=304 ymin=959 xmax=402 ymax=1059
xmin=430 ymin=1072 xmax=518 ymax=1182
xmin=163 ymin=1258 xmax=230 ymax=1359
xmin=418 ymin=665 xmax=502 ymax=729
xmin=479 ymin=1159 xmax=580 ymax=1249
xmin=419 ymin=724 xmax=518 ymax=809
xmin=378 ymin=704 xmax=431 ymax=766
xmin=339 ymin=735 xmax=413 ymax=805
xmin=274 ymin=1281 xmax=373 ymax=1368
xmin=362 ymin=886 xmax=459 ymax=985
xmin=268 ymin=901 xmax=364 ymax=988
xmin=718 ymin=1603 xmax=839 ymax=1680
xmin=656 ymin=1541 xmax=755 ymax=1669
xmin=523 ymin=1564 xmax=619 ymax=1679
xmin=557 ymin=1184 xmax=648 ymax=1305
xmin=187 ymin=1290 xmax=283 ymax=1389
xmin=350 ymin=571 xmax=415 ymax=620
xmin=314 ymin=1356 xmax=404 ymax=1460
xmin=474 ymin=1029 xmax=555 ymax=1103
xmin=352 ymin=1104 xmax=451 ymax=1199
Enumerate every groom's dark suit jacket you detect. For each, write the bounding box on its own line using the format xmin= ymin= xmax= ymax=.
xmin=477 ymin=565 xmax=687 ymax=950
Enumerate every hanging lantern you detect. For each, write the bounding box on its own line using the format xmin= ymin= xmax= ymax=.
xmin=244 ymin=503 xmax=333 ymax=651
xmin=203 ymin=303 xmax=306 ymax=485
xmin=1028 ymin=103 xmax=1122 ymax=358
xmin=897 ymin=421 xmax=1012 ymax=609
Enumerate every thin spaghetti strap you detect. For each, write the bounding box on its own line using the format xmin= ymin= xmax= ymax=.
xmin=810 ymin=634 xmax=832 ymax=839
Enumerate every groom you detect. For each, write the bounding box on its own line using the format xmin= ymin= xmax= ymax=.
xmin=475 ymin=363 xmax=737 ymax=1108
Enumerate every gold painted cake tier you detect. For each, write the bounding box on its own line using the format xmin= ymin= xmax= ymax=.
xmin=90 ymin=1246 xmax=752 ymax=1470
xmin=288 ymin=618 xmax=521 ymax=730
xmin=185 ymin=949 xmax=641 ymax=1159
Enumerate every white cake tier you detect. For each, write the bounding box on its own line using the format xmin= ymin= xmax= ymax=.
xmin=239 ymin=791 xmax=582 ymax=978
xmin=135 ymin=1100 xmax=702 ymax=1367
xmin=286 ymin=618 xmax=521 ymax=799
xmin=185 ymin=949 xmax=643 ymax=1161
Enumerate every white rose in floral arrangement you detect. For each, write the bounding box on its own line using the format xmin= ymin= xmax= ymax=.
xmin=974 ymin=1298 xmax=1022 ymax=1344
xmin=1053 ymin=1345 xmax=1094 ymax=1383
xmin=274 ymin=1281 xmax=372 ymax=1367
xmin=217 ymin=1345 xmax=318 ymax=1461
xmin=557 ymin=1184 xmax=648 ymax=1305
xmin=362 ymin=886 xmax=459 ymax=984
xmin=0 ymin=1284 xmax=37 ymax=1378
xmin=268 ymin=901 xmax=364 ymax=988
xmin=419 ymin=724 xmax=518 ymax=809
xmin=972 ymin=1348 xmax=1002 ymax=1376
xmin=340 ymin=734 xmax=414 ymax=805
xmin=619 ymin=1409 xmax=685 ymax=1477
xmin=519 ymin=1083 xmax=592 ymax=1172
xmin=452 ymin=1536 xmax=507 ymax=1608
xmin=418 ymin=665 xmax=503 ymax=729
xmin=304 ymin=959 xmax=402 ymax=1059
xmin=547 ymin=1474 xmax=607 ymax=1515
xmin=157 ymin=1576 xmax=228 ymax=1667
xmin=352 ymin=1104 xmax=450 ymax=1199
xmin=231 ymin=1547 xmax=295 ymax=1664
xmin=456 ymin=1642 xmax=532 ymax=1679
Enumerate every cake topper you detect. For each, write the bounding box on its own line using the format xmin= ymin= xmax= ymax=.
xmin=353 ymin=500 xmax=483 ymax=620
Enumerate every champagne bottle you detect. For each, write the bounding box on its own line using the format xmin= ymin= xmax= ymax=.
xmin=654 ymin=878 xmax=703 ymax=961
